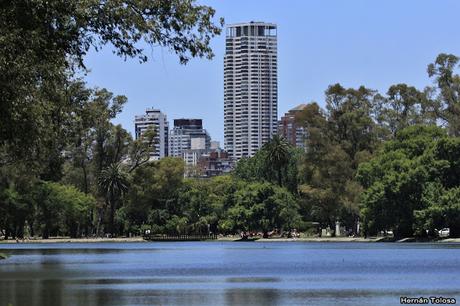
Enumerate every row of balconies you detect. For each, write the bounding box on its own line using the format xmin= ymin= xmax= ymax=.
xmin=225 ymin=81 xmax=276 ymax=85
xmin=224 ymin=60 xmax=277 ymax=65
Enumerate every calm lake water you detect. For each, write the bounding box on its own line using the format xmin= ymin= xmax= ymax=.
xmin=0 ymin=242 xmax=460 ymax=306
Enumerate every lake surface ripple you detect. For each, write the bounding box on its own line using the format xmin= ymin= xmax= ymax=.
xmin=1 ymin=242 xmax=459 ymax=305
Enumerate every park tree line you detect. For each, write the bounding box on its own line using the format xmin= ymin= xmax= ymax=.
xmin=0 ymin=0 xmax=224 ymax=239
xmin=1 ymin=2 xmax=460 ymax=240
xmin=234 ymin=53 xmax=460 ymax=239
xmin=294 ymin=53 xmax=460 ymax=238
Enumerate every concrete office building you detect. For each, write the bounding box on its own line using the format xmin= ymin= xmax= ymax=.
xmin=134 ymin=108 xmax=169 ymax=160
xmin=169 ymin=119 xmax=211 ymax=157
xmin=224 ymin=21 xmax=278 ymax=160
xmin=278 ymin=104 xmax=308 ymax=149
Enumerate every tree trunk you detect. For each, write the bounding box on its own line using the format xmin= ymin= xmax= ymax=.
xmin=96 ymin=207 xmax=104 ymax=237
xmin=110 ymin=201 xmax=115 ymax=237
xmin=16 ymin=224 xmax=24 ymax=239
xmin=42 ymin=224 xmax=49 ymax=239
xmin=29 ymin=220 xmax=35 ymax=238
xmin=109 ymin=190 xmax=115 ymax=237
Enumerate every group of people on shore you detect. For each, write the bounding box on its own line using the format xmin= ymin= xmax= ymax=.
xmin=239 ymin=229 xmax=301 ymax=240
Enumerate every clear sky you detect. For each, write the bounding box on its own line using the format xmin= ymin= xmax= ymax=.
xmin=84 ymin=0 xmax=460 ymax=144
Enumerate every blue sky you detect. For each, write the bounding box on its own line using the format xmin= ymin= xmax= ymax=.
xmin=84 ymin=0 xmax=460 ymax=144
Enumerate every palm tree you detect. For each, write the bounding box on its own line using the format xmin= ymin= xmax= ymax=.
xmin=98 ymin=163 xmax=129 ymax=236
xmin=265 ymin=135 xmax=291 ymax=186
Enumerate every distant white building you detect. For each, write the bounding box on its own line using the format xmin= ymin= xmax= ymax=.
xmin=134 ymin=108 xmax=169 ymax=160
xmin=183 ymin=149 xmax=205 ymax=166
xmin=210 ymin=141 xmax=220 ymax=150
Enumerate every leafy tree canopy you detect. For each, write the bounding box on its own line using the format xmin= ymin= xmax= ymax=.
xmin=358 ymin=125 xmax=460 ymax=238
xmin=0 ymin=0 xmax=223 ymax=164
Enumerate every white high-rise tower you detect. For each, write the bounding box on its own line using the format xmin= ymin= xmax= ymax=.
xmin=224 ymin=22 xmax=278 ymax=160
xmin=134 ymin=108 xmax=169 ymax=160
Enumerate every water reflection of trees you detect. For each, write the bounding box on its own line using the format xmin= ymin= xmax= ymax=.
xmin=0 ymin=279 xmax=64 ymax=306
xmin=225 ymin=288 xmax=280 ymax=306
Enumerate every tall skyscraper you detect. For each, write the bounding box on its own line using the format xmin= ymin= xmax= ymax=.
xmin=278 ymin=104 xmax=308 ymax=149
xmin=169 ymin=119 xmax=211 ymax=157
xmin=224 ymin=22 xmax=278 ymax=160
xmin=134 ymin=108 xmax=169 ymax=160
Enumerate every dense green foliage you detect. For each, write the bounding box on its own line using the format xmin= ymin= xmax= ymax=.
xmin=290 ymin=54 xmax=460 ymax=238
xmin=219 ymin=182 xmax=301 ymax=235
xmin=234 ymin=139 xmax=301 ymax=194
xmin=1 ymin=0 xmax=223 ymax=167
xmin=0 ymin=0 xmax=224 ymax=239
xmin=295 ymin=86 xmax=377 ymax=233
xmin=0 ymin=177 xmax=95 ymax=239
xmin=121 ymin=160 xmax=302 ymax=236
xmin=1 ymin=2 xmax=460 ymax=239
xmin=33 ymin=181 xmax=96 ymax=238
xmin=357 ymin=126 xmax=460 ymax=238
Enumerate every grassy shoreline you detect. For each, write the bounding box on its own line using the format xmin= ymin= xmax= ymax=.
xmin=1 ymin=236 xmax=459 ymax=244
